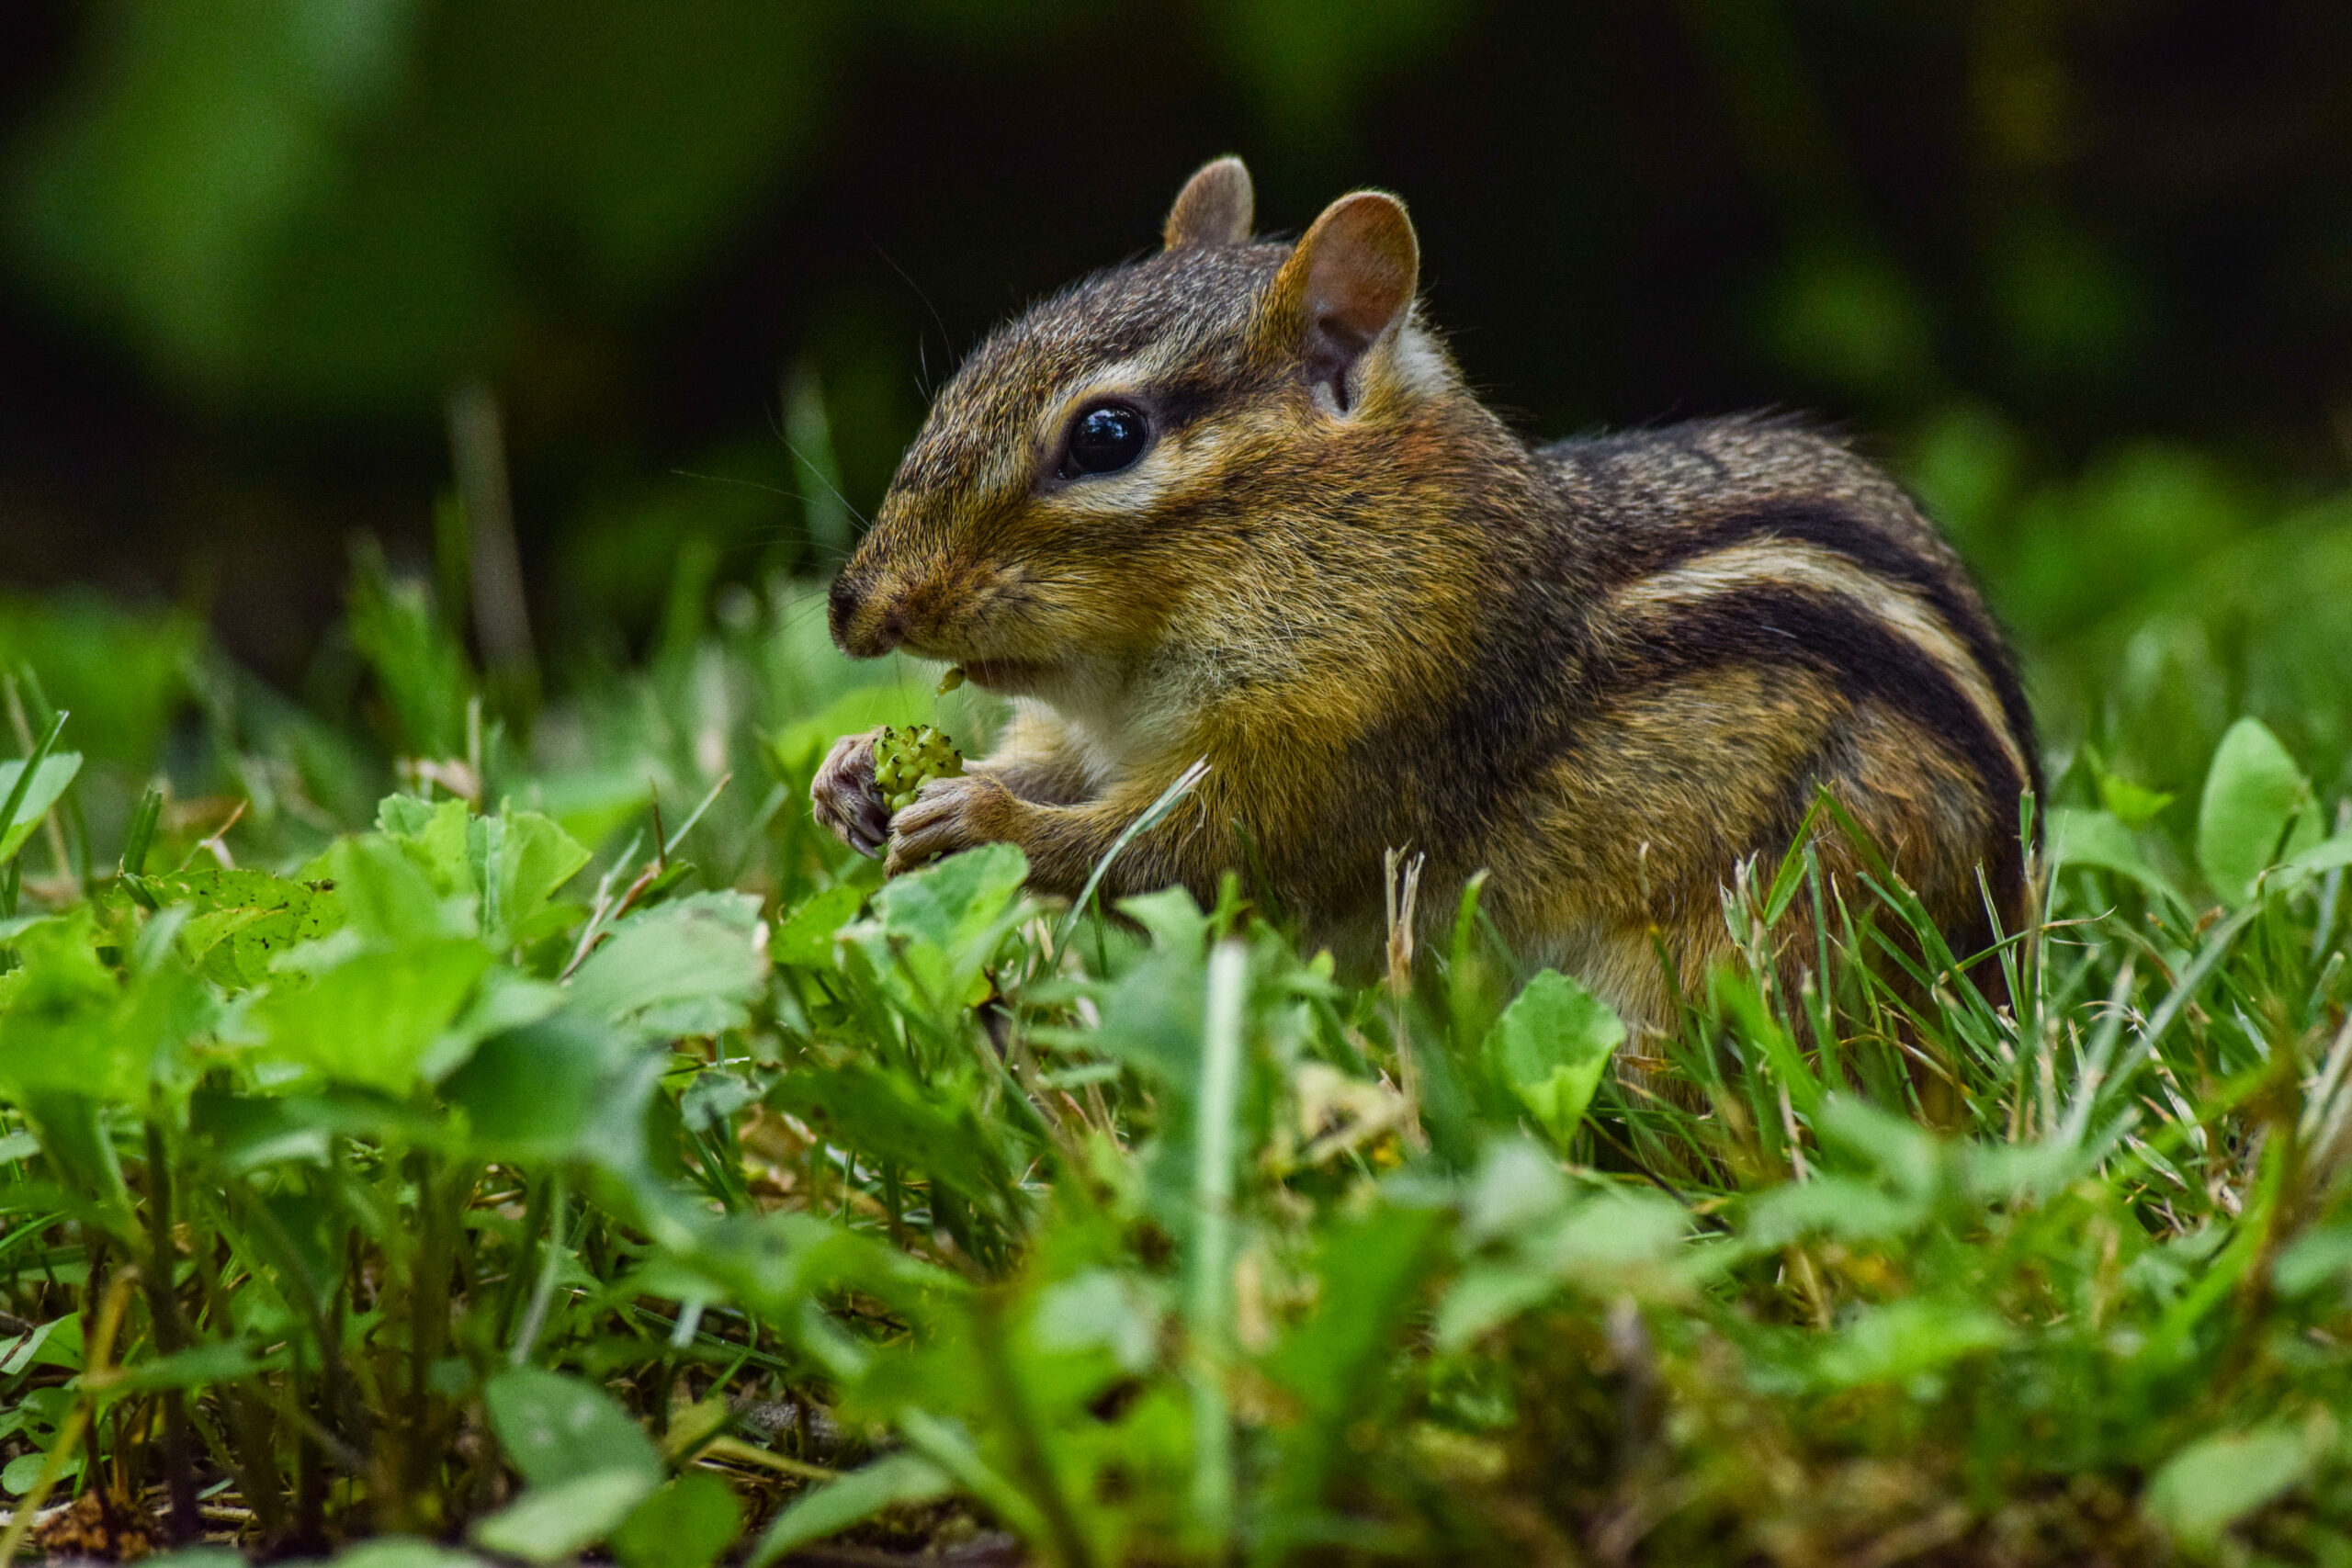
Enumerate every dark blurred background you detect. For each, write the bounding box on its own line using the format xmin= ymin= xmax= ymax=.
xmin=2 ymin=0 xmax=2350 ymax=825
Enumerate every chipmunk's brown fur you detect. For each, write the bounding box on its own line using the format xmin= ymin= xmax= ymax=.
xmin=814 ymin=157 xmax=2040 ymax=1040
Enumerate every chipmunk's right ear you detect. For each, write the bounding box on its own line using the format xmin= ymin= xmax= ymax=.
xmin=1163 ymin=156 xmax=1254 ymax=250
xmin=1267 ymin=190 xmax=1420 ymax=414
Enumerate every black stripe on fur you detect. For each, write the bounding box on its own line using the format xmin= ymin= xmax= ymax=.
xmin=1595 ymin=583 xmax=2030 ymax=931
xmin=1622 ymin=499 xmax=2042 ymax=811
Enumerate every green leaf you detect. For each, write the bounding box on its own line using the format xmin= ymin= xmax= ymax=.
xmin=744 ymin=1454 xmax=952 ymax=1568
xmin=1256 ymin=1204 xmax=1446 ymax=1558
xmin=569 ymin=893 xmax=767 ymax=1035
xmin=471 ymin=1469 xmax=659 ymax=1563
xmin=254 ymin=939 xmax=492 ymax=1093
xmin=190 ymin=1088 xmax=328 ymax=1172
xmin=1266 ymin=1205 xmax=1443 ymax=1404
xmin=2144 ymin=1427 xmax=2312 ymax=1549
xmin=1482 ymin=970 xmax=1623 ymax=1150
xmin=2 ymin=1448 xmax=75 ymax=1495
xmin=2273 ymin=833 xmax=2352 ymax=897
xmin=1036 ymin=889 xmax=1210 ymax=1093
xmin=448 ymin=968 xmax=564 ymax=1048
xmin=2095 ymin=772 xmax=2175 ymax=829
xmin=869 ymin=840 xmax=1028 ymax=959
xmin=1434 ymin=1262 xmax=1560 ymax=1351
xmin=769 ymin=1063 xmax=1015 ymax=1219
xmin=527 ymin=768 xmax=655 ymax=862
xmin=1459 ymin=1139 xmax=1569 ymax=1247
xmin=0 ymin=1316 xmax=77 ymax=1377
xmin=329 ymin=831 xmax=468 ymax=943
xmin=1026 ymin=1269 xmax=1164 ymax=1376
xmin=0 ymin=911 xmax=152 ymax=1104
xmin=442 ymin=1011 xmax=651 ymax=1168
xmin=769 ymin=882 xmax=865 ymax=971
xmin=1744 ymin=1176 xmax=1925 ymax=1248
xmin=478 ymin=808 xmax=592 ymax=951
xmin=840 ymin=841 xmax=1029 ymax=1016
xmin=482 ymin=1366 xmax=663 ymax=1489
xmin=1815 ymin=1096 xmax=1944 ymax=1200
xmin=376 ymin=797 xmax=593 ymax=951
xmin=0 ymin=908 xmax=113 ymax=1013
xmin=0 ymin=753 xmax=80 ymax=864
xmin=326 ymin=1540 xmax=491 ymax=1568
xmin=2197 ymin=717 xmax=2313 ymax=904
xmin=379 ymin=794 xmax=476 ymax=895
xmin=159 ymin=868 xmax=347 ymax=989
xmin=117 ymin=1337 xmax=274 ymax=1392
xmin=0 ymin=1385 xmax=70 ymax=1445
xmin=139 ymin=1550 xmax=253 ymax=1568
xmin=2273 ymin=1223 xmax=2352 ymax=1297
xmin=6 ymin=1089 xmax=125 ymax=1209
xmin=1808 ymin=1298 xmax=2008 ymax=1389
xmin=610 ymin=1472 xmax=743 ymax=1568
xmin=2048 ymin=807 xmax=2180 ymax=902
xmin=1528 ymin=1189 xmax=1690 ymax=1285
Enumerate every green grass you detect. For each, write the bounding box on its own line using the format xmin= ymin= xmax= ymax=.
xmin=0 ymin=544 xmax=2348 ymax=1568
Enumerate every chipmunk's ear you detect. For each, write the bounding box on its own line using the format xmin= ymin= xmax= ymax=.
xmin=1268 ymin=190 xmax=1419 ymax=413
xmin=1163 ymin=156 xmax=1254 ymax=250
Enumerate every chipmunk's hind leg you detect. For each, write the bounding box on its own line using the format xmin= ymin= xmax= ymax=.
xmin=1758 ymin=705 xmax=2028 ymax=1121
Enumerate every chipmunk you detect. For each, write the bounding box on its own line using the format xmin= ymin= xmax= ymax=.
xmin=812 ymin=156 xmax=2040 ymax=1039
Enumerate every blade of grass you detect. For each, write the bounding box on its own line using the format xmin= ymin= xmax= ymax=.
xmin=511 ymin=1173 xmax=572 ymax=1366
xmin=5 ymin=676 xmax=74 ymax=892
xmin=2076 ymin=902 xmax=2262 ymax=1138
xmin=0 ymin=709 xmax=69 ymax=870
xmin=1057 ymin=759 xmax=1210 ymax=949
xmin=1187 ymin=940 xmax=1247 ymax=1551
xmin=0 ymin=1265 xmax=138 ymax=1563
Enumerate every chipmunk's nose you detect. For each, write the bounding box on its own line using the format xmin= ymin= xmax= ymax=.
xmin=829 ymin=573 xmax=906 ymax=658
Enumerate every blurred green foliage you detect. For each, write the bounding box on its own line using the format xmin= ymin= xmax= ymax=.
xmin=1904 ymin=402 xmax=2352 ymax=806
xmin=7 ymin=0 xmax=823 ymax=408
xmin=0 ymin=593 xmax=198 ymax=772
xmin=3 ymin=0 xmax=1471 ymax=412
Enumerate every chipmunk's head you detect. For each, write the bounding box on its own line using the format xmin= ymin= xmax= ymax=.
xmin=829 ymin=156 xmax=1455 ymax=698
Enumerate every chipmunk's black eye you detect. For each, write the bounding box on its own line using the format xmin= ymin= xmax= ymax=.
xmin=1062 ymin=402 xmax=1148 ymax=478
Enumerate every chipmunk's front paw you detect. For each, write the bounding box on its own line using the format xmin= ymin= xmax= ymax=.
xmin=885 ymin=773 xmax=1022 ymax=877
xmin=811 ymin=728 xmax=890 ymax=857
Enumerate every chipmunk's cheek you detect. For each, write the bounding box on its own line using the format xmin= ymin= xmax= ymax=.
xmin=884 ymin=775 xmax=1023 ymax=876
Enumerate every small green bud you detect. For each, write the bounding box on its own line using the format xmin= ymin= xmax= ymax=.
xmin=871 ymin=724 xmax=967 ymax=814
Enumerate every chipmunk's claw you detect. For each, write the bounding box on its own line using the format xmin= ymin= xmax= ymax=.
xmin=811 ymin=728 xmax=891 ymax=857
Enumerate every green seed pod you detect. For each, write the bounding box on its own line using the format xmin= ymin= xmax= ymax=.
xmin=871 ymin=724 xmax=966 ymax=814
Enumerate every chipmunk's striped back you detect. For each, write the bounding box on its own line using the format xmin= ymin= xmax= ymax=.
xmin=1298 ymin=411 xmax=2038 ymax=1037
xmin=1554 ymin=421 xmax=2031 ymax=1017
xmin=818 ymin=157 xmax=2041 ymax=1055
